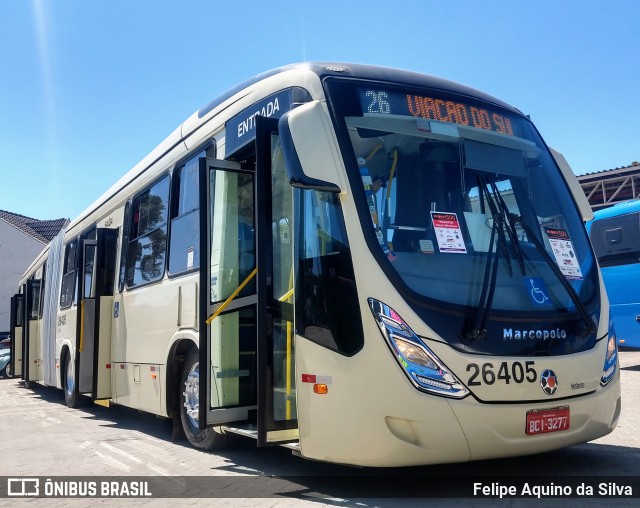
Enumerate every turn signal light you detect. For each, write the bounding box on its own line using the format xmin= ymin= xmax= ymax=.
xmin=313 ymin=384 xmax=328 ymax=394
xmin=600 ymin=321 xmax=618 ymax=387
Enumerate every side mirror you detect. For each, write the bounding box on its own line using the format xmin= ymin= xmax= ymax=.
xmin=279 ymin=100 xmax=347 ymax=193
xmin=550 ymin=148 xmax=593 ymax=222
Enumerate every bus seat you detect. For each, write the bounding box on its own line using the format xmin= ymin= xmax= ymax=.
xmin=393 ymin=154 xmax=444 ymax=251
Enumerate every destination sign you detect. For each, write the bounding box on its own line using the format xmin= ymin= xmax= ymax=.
xmin=359 ymin=88 xmax=517 ymax=137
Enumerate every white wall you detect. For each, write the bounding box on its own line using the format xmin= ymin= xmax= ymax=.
xmin=0 ymin=220 xmax=45 ymax=331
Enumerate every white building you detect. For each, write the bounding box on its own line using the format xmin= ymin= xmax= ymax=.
xmin=0 ymin=211 xmax=67 ymax=332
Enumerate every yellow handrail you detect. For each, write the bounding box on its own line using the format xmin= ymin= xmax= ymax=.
xmin=205 ymin=268 xmax=257 ymax=325
xmin=277 ymin=287 xmax=294 ymax=302
xmin=366 ymin=143 xmax=384 ymax=162
xmin=386 ymin=149 xmax=398 ymax=200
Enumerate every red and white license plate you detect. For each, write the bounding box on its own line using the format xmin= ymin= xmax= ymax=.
xmin=526 ymin=406 xmax=570 ymax=435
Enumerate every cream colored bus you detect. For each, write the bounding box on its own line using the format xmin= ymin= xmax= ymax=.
xmin=9 ymin=63 xmax=620 ymax=466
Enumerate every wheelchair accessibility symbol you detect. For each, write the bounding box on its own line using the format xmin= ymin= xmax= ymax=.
xmin=525 ymin=277 xmax=549 ymax=305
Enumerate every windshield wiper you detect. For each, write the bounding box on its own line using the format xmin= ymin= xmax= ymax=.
xmin=488 ymin=178 xmax=526 ymax=276
xmin=468 ymin=205 xmax=499 ymax=339
xmin=509 ymin=213 xmax=597 ymax=335
xmin=480 ymin=176 xmax=513 ymax=275
xmin=468 ymin=176 xmax=512 ymax=339
xmin=467 ymin=175 xmax=595 ymax=339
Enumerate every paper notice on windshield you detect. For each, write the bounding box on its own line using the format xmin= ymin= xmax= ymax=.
xmin=545 ymin=228 xmax=583 ymax=279
xmin=431 ymin=211 xmax=467 ymax=254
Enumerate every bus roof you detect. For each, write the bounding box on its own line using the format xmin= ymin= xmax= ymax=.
xmin=64 ymin=62 xmax=524 ymax=236
xmin=591 ymin=199 xmax=640 ymax=221
xmin=196 ymin=62 xmax=520 ymax=119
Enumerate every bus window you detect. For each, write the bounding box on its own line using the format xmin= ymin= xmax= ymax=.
xmin=28 ymin=277 xmax=41 ymax=320
xmin=296 ymin=190 xmax=364 ymax=355
xmin=126 ymin=175 xmax=170 ymax=287
xmin=330 ymin=79 xmax=599 ymax=355
xmin=271 ymin=135 xmax=293 ymax=303
xmin=82 ymin=227 xmax=97 ymax=299
xmin=590 ymin=212 xmax=640 ymax=267
xmin=83 ymin=245 xmax=97 ymax=299
xmin=15 ymin=294 xmax=24 ymax=327
xmin=60 ymin=240 xmax=78 ymax=308
xmin=39 ymin=264 xmax=46 ymax=319
xmin=118 ymin=202 xmax=131 ymax=292
xmin=169 ymin=160 xmax=199 ymax=275
xmin=209 ymin=170 xmax=255 ymax=303
xmin=168 ymin=146 xmax=214 ymax=275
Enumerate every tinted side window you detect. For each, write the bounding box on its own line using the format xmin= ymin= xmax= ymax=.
xmin=590 ymin=212 xmax=640 ymax=267
xmin=39 ymin=264 xmax=46 ymax=319
xmin=295 ymin=190 xmax=364 ymax=356
xmin=126 ymin=176 xmax=170 ymax=287
xmin=118 ymin=202 xmax=131 ymax=292
xmin=60 ymin=240 xmax=78 ymax=308
xmin=169 ymin=158 xmax=200 ymax=274
xmin=29 ymin=277 xmax=41 ymax=320
xmin=81 ymin=227 xmax=97 ymax=299
xmin=15 ymin=296 xmax=24 ymax=327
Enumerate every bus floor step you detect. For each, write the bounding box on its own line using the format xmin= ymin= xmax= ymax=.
xmin=222 ymin=423 xmax=300 ymax=451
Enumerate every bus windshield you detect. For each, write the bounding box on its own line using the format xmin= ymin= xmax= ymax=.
xmin=327 ymin=80 xmax=599 ymax=354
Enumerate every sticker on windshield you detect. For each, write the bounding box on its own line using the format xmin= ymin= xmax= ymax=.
xmin=431 ymin=211 xmax=467 ymax=254
xmin=545 ymin=228 xmax=583 ymax=279
xmin=360 ymin=168 xmax=380 ymax=228
xmin=524 ymin=277 xmax=551 ymax=306
xmin=419 ymin=239 xmax=435 ymax=254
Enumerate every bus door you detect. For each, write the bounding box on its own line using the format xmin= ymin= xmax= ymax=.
xmin=255 ymin=116 xmax=298 ymax=445
xmin=198 ymin=120 xmax=298 ymax=445
xmin=199 ymin=158 xmax=259 ymax=427
xmin=23 ymin=279 xmax=41 ymax=384
xmin=9 ymin=293 xmax=24 ymax=379
xmin=77 ymin=229 xmax=118 ymax=399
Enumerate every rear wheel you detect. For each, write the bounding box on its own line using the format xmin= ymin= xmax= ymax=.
xmin=63 ymin=353 xmax=81 ymax=408
xmin=180 ymin=350 xmax=227 ymax=450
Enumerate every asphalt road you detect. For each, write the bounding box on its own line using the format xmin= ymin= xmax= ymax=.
xmin=1 ymin=350 xmax=639 ymax=507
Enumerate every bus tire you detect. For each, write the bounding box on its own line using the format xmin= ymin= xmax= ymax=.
xmin=63 ymin=353 xmax=82 ymax=408
xmin=180 ymin=350 xmax=227 ymax=450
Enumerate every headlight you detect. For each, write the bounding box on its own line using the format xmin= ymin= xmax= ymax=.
xmin=369 ymin=298 xmax=469 ymax=399
xmin=600 ymin=321 xmax=618 ymax=387
xmin=392 ymin=335 xmax=439 ymax=370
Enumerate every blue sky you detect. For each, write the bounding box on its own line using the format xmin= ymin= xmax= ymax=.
xmin=1 ymin=0 xmax=638 ymax=220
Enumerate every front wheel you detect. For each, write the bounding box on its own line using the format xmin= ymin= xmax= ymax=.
xmin=180 ymin=350 xmax=227 ymax=450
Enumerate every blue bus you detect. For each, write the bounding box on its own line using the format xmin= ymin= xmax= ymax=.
xmin=587 ymin=200 xmax=640 ymax=349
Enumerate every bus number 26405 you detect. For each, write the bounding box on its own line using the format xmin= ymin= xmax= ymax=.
xmin=466 ymin=361 xmax=537 ymax=386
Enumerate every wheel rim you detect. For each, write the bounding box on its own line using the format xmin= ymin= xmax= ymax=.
xmin=183 ymin=362 xmax=199 ymax=428
xmin=65 ymin=357 xmax=75 ymax=395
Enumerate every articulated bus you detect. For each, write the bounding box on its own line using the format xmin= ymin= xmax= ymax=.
xmin=9 ymin=63 xmax=620 ymax=466
xmin=587 ymin=200 xmax=640 ymax=349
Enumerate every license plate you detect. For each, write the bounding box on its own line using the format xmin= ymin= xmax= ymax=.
xmin=526 ymin=406 xmax=570 ymax=435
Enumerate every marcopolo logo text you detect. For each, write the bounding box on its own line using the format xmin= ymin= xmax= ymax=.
xmin=503 ymin=328 xmax=567 ymax=340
